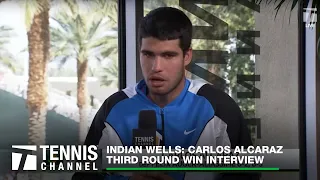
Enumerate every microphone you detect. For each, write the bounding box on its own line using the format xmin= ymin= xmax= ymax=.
xmin=132 ymin=110 xmax=157 ymax=147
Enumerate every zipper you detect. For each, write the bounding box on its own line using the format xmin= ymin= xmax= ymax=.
xmin=160 ymin=108 xmax=165 ymax=146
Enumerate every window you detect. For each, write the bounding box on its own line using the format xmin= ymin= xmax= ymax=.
xmin=0 ymin=1 xmax=119 ymax=178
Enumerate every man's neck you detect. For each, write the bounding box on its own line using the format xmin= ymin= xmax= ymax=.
xmin=147 ymin=94 xmax=170 ymax=108
xmin=147 ymin=78 xmax=186 ymax=108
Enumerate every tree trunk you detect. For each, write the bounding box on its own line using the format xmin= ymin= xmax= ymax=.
xmin=26 ymin=0 xmax=49 ymax=179
xmin=77 ymin=59 xmax=89 ymax=144
xmin=207 ymin=64 xmax=221 ymax=82
xmin=207 ymin=64 xmax=225 ymax=90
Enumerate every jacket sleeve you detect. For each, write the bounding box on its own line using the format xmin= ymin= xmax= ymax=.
xmin=197 ymin=84 xmax=261 ymax=180
xmin=215 ymin=107 xmax=261 ymax=180
xmin=214 ymin=89 xmax=260 ymax=180
xmin=72 ymin=92 xmax=131 ymax=180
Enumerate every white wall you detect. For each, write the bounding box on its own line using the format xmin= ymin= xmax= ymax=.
xmin=255 ymin=3 xmax=299 ymax=180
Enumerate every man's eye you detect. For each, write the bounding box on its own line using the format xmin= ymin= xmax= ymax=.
xmin=143 ymin=53 xmax=152 ymax=57
xmin=163 ymin=54 xmax=174 ymax=59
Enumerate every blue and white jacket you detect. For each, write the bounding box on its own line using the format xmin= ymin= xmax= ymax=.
xmin=75 ymin=78 xmax=257 ymax=180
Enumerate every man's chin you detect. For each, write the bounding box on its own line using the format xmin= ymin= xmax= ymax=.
xmin=148 ymin=87 xmax=169 ymax=95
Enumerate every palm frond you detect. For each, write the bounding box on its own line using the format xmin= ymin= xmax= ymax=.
xmin=0 ymin=25 xmax=17 ymax=72
xmin=94 ymin=0 xmax=118 ymax=25
xmin=0 ymin=53 xmax=19 ymax=73
xmin=101 ymin=46 xmax=117 ymax=58
xmin=75 ymin=15 xmax=86 ymax=39
xmin=0 ymin=26 xmax=13 ymax=33
xmin=256 ymin=0 xmax=318 ymax=18
xmin=23 ymin=0 xmax=44 ymax=32
xmin=0 ymin=26 xmax=14 ymax=49
xmin=100 ymin=59 xmax=118 ymax=87
xmin=50 ymin=16 xmax=72 ymax=34
xmin=50 ymin=42 xmax=73 ymax=60
xmin=88 ymin=35 xmax=117 ymax=49
xmin=88 ymin=36 xmax=118 ymax=58
xmin=63 ymin=0 xmax=78 ymax=14
xmin=0 ymin=26 xmax=14 ymax=37
xmin=57 ymin=56 xmax=70 ymax=69
xmin=49 ymin=1 xmax=117 ymax=72
xmin=86 ymin=18 xmax=103 ymax=41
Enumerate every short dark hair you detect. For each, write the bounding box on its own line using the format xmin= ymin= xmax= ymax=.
xmin=138 ymin=7 xmax=192 ymax=54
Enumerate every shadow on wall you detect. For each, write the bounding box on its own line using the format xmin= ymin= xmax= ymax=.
xmin=0 ymin=89 xmax=80 ymax=174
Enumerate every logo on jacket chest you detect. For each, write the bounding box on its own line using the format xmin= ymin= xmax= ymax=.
xmin=184 ymin=128 xmax=196 ymax=135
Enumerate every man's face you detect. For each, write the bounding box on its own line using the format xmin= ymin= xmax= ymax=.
xmin=140 ymin=37 xmax=192 ymax=95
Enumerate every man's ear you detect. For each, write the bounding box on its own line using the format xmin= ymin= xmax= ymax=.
xmin=184 ymin=48 xmax=192 ymax=66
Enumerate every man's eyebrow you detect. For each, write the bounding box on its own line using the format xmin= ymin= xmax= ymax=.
xmin=140 ymin=50 xmax=179 ymax=55
xmin=161 ymin=51 xmax=179 ymax=55
xmin=140 ymin=50 xmax=153 ymax=53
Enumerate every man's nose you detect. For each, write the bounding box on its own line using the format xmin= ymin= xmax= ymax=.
xmin=152 ymin=57 xmax=162 ymax=71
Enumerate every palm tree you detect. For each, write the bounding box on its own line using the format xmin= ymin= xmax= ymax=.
xmin=4 ymin=5 xmax=51 ymax=179
xmin=49 ymin=0 xmax=118 ymax=144
xmin=0 ymin=0 xmax=50 ymax=179
xmin=0 ymin=0 xmax=79 ymax=179
xmin=0 ymin=0 xmax=89 ymax=144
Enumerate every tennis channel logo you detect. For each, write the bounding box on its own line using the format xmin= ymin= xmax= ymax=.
xmin=12 ymin=145 xmax=99 ymax=171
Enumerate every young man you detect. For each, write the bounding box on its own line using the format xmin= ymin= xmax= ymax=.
xmin=73 ymin=7 xmax=259 ymax=180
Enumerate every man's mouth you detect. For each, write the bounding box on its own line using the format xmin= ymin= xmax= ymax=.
xmin=149 ymin=76 xmax=165 ymax=86
xmin=149 ymin=76 xmax=165 ymax=81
